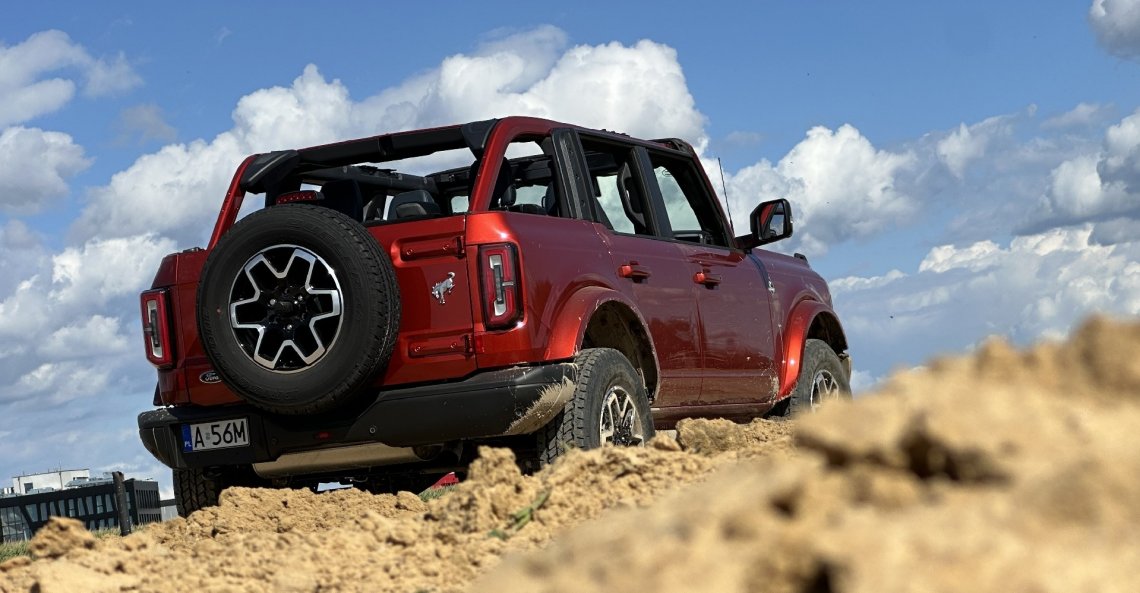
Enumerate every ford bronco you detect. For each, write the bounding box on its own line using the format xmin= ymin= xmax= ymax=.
xmin=136 ymin=117 xmax=851 ymax=515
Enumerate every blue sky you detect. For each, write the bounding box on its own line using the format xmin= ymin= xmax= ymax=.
xmin=2 ymin=1 xmax=1140 ymax=495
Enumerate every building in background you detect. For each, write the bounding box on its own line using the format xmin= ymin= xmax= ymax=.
xmin=0 ymin=470 xmax=162 ymax=542
xmin=11 ymin=469 xmax=93 ymax=494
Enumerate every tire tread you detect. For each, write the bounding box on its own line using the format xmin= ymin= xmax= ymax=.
xmin=197 ymin=204 xmax=399 ymax=415
xmin=537 ymin=348 xmax=652 ymax=465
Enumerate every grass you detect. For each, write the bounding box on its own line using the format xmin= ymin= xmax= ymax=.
xmin=0 ymin=539 xmax=29 ymax=563
xmin=0 ymin=527 xmax=121 ymax=563
xmin=488 ymin=490 xmax=550 ymax=540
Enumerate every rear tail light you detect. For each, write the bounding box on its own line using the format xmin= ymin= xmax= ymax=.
xmin=140 ymin=289 xmax=174 ymax=368
xmin=479 ymin=243 xmax=521 ymax=329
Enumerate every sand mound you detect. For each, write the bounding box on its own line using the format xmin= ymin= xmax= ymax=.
xmin=2 ymin=314 xmax=1138 ymax=593
xmin=477 ymin=315 xmax=1140 ymax=593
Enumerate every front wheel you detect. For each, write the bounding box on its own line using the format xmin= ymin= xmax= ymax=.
xmin=537 ymin=348 xmax=654 ymax=465
xmin=787 ymin=339 xmax=852 ymax=415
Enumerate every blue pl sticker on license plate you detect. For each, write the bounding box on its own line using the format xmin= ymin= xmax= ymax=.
xmin=181 ymin=424 xmax=193 ymax=452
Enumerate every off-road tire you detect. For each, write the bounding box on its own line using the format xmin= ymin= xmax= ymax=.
xmin=787 ymin=339 xmax=851 ymax=415
xmin=173 ymin=466 xmax=265 ymax=517
xmin=537 ymin=348 xmax=654 ymax=465
xmin=197 ymin=204 xmax=399 ymax=415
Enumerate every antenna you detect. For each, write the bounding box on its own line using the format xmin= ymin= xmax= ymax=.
xmin=717 ymin=157 xmax=736 ymax=236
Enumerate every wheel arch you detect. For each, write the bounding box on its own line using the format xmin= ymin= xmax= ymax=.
xmin=778 ymin=299 xmax=849 ymax=397
xmin=544 ymin=287 xmax=660 ymax=402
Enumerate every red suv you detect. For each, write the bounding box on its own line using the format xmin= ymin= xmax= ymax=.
xmin=137 ymin=117 xmax=851 ymax=515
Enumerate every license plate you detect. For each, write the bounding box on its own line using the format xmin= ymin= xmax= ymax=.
xmin=181 ymin=419 xmax=250 ymax=452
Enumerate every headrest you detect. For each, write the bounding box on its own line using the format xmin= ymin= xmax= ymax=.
xmin=319 ymin=179 xmax=364 ymax=221
xmin=389 ymin=190 xmax=440 ymax=219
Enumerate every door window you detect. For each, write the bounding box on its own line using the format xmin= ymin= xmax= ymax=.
xmin=654 ymin=166 xmax=702 ymax=234
xmin=647 ymin=154 xmax=729 ymax=247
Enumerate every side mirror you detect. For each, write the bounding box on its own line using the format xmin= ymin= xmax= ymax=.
xmin=736 ymin=198 xmax=793 ymax=249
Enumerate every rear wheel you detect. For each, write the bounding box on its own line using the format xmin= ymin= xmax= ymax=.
xmin=787 ymin=339 xmax=851 ymax=415
xmin=537 ymin=348 xmax=654 ymax=465
xmin=173 ymin=466 xmax=265 ymax=517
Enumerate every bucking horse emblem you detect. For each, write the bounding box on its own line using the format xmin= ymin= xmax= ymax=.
xmin=431 ymin=272 xmax=456 ymax=305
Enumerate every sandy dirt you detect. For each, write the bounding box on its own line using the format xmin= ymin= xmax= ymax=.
xmin=2 ymin=315 xmax=1139 ymax=592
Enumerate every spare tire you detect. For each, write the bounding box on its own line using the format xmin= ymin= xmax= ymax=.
xmin=197 ymin=204 xmax=399 ymax=415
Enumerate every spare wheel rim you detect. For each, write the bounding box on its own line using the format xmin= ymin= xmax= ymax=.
xmin=228 ymin=244 xmax=344 ymax=373
xmin=599 ymin=385 xmax=646 ymax=446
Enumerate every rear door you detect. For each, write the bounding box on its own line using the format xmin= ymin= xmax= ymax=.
xmin=573 ymin=133 xmax=702 ymax=407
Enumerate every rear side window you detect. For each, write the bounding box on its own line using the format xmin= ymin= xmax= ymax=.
xmin=578 ymin=137 xmax=653 ymax=236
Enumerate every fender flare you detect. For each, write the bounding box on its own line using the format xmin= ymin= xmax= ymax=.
xmin=778 ymin=299 xmax=847 ymax=397
xmin=543 ymin=286 xmax=661 ymax=394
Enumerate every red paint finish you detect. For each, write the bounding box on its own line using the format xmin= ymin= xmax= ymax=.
xmin=759 ymin=250 xmax=843 ymax=398
xmin=208 ymin=155 xmax=257 ymax=250
xmin=150 ymin=248 xmax=246 ymax=406
xmin=779 ymin=299 xmax=831 ymax=397
xmin=542 ymin=286 xmax=653 ymax=363
xmin=601 ymin=233 xmax=702 ymax=407
xmin=466 ymin=212 xmax=616 ymax=369
xmin=141 ymin=116 xmax=847 ymax=431
xmin=367 ymin=216 xmax=477 ymax=386
xmin=677 ymin=243 xmax=780 ymax=406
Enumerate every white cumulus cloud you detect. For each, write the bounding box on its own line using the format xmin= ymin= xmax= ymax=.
xmin=727 ymin=124 xmax=915 ymax=255
xmin=1089 ymin=0 xmax=1140 ymax=59
xmin=1027 ymin=107 xmax=1140 ymax=234
xmin=38 ymin=315 xmax=131 ymax=360
xmin=0 ymin=126 xmax=90 ymax=214
xmin=936 ymin=115 xmax=1013 ymax=178
xmin=50 ymin=234 xmax=177 ymax=306
xmin=74 ymin=30 xmax=707 ymax=246
xmin=833 ymin=225 xmax=1140 ymax=384
xmin=1042 ymin=102 xmax=1112 ymax=129
xmin=0 ymin=29 xmax=142 ymax=126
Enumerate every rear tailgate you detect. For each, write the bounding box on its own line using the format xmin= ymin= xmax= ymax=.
xmin=148 ymin=249 xmax=243 ymax=406
xmin=368 ymin=215 xmax=477 ymax=385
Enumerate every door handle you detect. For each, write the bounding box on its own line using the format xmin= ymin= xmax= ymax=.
xmin=693 ymin=270 xmax=721 ymax=287
xmin=618 ymin=262 xmax=652 ymax=282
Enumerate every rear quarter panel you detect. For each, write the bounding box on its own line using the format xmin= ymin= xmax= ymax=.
xmin=464 ymin=212 xmax=617 ymax=368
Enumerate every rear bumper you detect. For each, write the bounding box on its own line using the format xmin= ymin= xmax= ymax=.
xmin=138 ymin=362 xmax=575 ymax=471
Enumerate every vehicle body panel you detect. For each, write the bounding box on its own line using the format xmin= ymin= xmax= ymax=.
xmin=759 ymin=250 xmax=846 ymax=397
xmin=600 ymin=233 xmax=702 ymax=407
xmin=678 ymin=243 xmax=780 ymax=405
xmin=367 ymin=216 xmax=477 ymax=384
xmin=139 ymin=115 xmax=850 ymax=481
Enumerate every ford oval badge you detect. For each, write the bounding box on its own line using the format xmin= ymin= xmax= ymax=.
xmin=200 ymin=370 xmax=221 ymax=384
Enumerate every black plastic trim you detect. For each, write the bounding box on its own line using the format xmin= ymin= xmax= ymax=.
xmin=460 ymin=119 xmax=498 ymax=157
xmin=240 ymin=150 xmax=300 ymax=194
xmin=138 ymin=362 xmax=576 ymax=470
